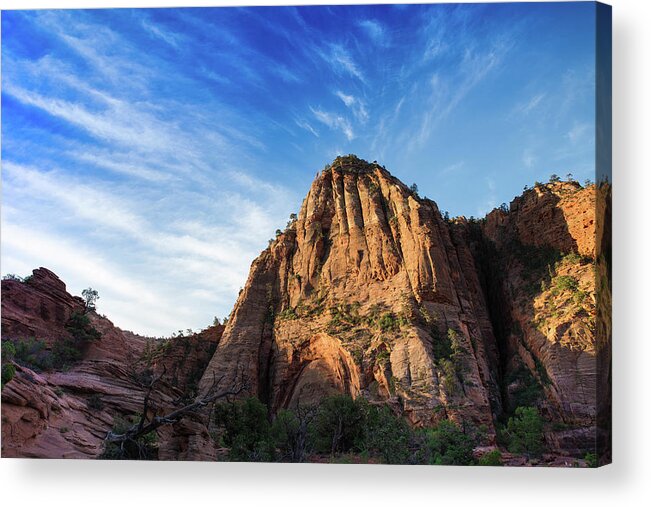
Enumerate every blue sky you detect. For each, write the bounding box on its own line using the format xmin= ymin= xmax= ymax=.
xmin=1 ymin=3 xmax=597 ymax=336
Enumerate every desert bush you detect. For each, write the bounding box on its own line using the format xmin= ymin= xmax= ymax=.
xmin=100 ymin=415 xmax=158 ymax=460
xmin=12 ymin=337 xmax=54 ymax=372
xmin=505 ymin=406 xmax=544 ymax=457
xmin=478 ymin=449 xmax=503 ymax=466
xmin=554 ymin=275 xmax=579 ymax=292
xmin=1 ymin=361 xmax=16 ymax=389
xmin=416 ymin=420 xmax=476 ymax=466
xmin=584 ymin=452 xmax=598 ymax=468
xmin=310 ymin=395 xmax=367 ymax=455
xmin=213 ymin=397 xmax=274 ymax=461
xmin=87 ymin=393 xmax=104 ymax=410
xmin=365 ymin=405 xmax=411 ymax=464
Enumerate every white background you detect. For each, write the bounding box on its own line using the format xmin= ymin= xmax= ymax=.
xmin=1 ymin=0 xmax=649 ymax=505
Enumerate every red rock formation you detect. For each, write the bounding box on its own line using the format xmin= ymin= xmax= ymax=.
xmin=200 ymin=157 xmax=502 ymax=436
xmin=199 ymin=159 xmax=605 ymax=458
xmin=1 ymin=269 xmax=222 ymax=459
xmin=480 ymin=181 xmax=601 ymax=454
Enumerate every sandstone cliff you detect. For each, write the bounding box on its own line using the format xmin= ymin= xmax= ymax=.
xmin=1 ymin=268 xmax=222 ymax=459
xmin=199 ymin=157 xmax=604 ymax=456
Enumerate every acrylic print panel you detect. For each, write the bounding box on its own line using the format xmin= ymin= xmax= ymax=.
xmin=0 ymin=1 xmax=611 ymax=467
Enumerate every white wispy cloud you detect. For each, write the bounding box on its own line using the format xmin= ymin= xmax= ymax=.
xmin=522 ymin=149 xmax=536 ymax=169
xmin=295 ymin=119 xmax=320 ymax=138
xmin=567 ymin=122 xmax=590 ymax=144
xmin=311 ymin=107 xmax=355 ymax=141
xmin=320 ymin=44 xmax=366 ymax=84
xmin=516 ymin=93 xmax=546 ymax=115
xmin=140 ymin=17 xmax=183 ymax=48
xmin=439 ymin=161 xmax=465 ymax=176
xmin=358 ymin=19 xmax=388 ymax=46
xmin=335 ymin=90 xmax=369 ymax=123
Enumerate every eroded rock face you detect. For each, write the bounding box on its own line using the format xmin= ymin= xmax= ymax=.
xmin=1 ymin=269 xmax=222 ymax=460
xmin=200 ymin=158 xmax=502 ymax=436
xmin=480 ymin=181 xmax=601 ymax=453
xmin=199 ymin=161 xmax=604 ymax=457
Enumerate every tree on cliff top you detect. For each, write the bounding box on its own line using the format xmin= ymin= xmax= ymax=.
xmin=82 ymin=287 xmax=99 ymax=311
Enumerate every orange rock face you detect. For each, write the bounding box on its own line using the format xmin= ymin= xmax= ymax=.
xmin=200 ymin=158 xmax=503 ymax=436
xmin=199 ymin=159 xmax=605 ymax=456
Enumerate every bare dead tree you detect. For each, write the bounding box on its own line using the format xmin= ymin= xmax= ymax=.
xmin=104 ymin=370 xmax=248 ymax=459
xmin=287 ymin=398 xmax=318 ymax=462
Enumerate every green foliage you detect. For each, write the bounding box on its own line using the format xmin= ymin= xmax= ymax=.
xmin=270 ymin=409 xmax=302 ymax=461
xmin=1 ymin=363 xmax=16 ymax=389
xmin=54 ymin=311 xmax=102 ymax=369
xmin=2 ymin=273 xmax=23 ymax=281
xmin=365 ymin=405 xmax=411 ymax=464
xmin=327 ymin=303 xmax=362 ymax=333
xmin=431 ymin=328 xmax=464 ymax=394
xmin=213 ymin=397 xmax=274 ymax=461
xmin=66 ymin=311 xmax=102 ymax=343
xmin=549 ymin=174 xmax=561 ymax=183
xmin=439 ymin=358 xmax=458 ymax=394
xmin=81 ymin=287 xmax=99 ymax=310
xmin=11 ymin=337 xmax=54 ymax=372
xmin=332 ymin=154 xmax=373 ymax=173
xmin=208 ymin=394 xmax=492 ymax=465
xmin=505 ymin=366 xmax=543 ymax=410
xmin=311 ymin=395 xmax=367 ymax=455
xmin=2 ymin=340 xmax=16 ymax=362
xmin=417 ymin=420 xmax=476 ymax=466
xmin=478 ymin=449 xmax=503 ymax=466
xmin=100 ymin=416 xmax=158 ymax=460
xmin=377 ymin=312 xmax=401 ymax=332
xmin=584 ymin=452 xmax=598 ymax=468
xmin=409 ymin=183 xmax=419 ymax=197
xmin=277 ymin=306 xmax=298 ymax=321
xmin=505 ymin=406 xmax=544 ymax=457
xmin=375 ymin=348 xmax=390 ymax=365
xmin=6 ymin=313 xmax=102 ymax=374
xmin=554 ymin=275 xmax=579 ymax=292
xmin=86 ymin=393 xmax=103 ymax=410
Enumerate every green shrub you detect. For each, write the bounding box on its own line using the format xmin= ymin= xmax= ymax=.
xmin=100 ymin=415 xmax=158 ymax=460
xmin=277 ymin=307 xmax=298 ymax=320
xmin=478 ymin=449 xmax=503 ymax=466
xmin=554 ymin=275 xmax=579 ymax=292
xmin=45 ymin=311 xmax=104 ymax=370
xmin=310 ymin=395 xmax=367 ymax=455
xmin=213 ymin=397 xmax=274 ymax=461
xmin=505 ymin=366 xmax=543 ymax=410
xmin=65 ymin=311 xmax=102 ymax=343
xmin=417 ymin=420 xmax=476 ymax=465
xmin=1 ymin=363 xmax=16 ymax=389
xmin=584 ymin=452 xmax=598 ymax=468
xmin=87 ymin=393 xmax=103 ymax=410
xmin=505 ymin=406 xmax=544 ymax=457
xmin=365 ymin=405 xmax=411 ymax=464
xmin=1 ymin=341 xmax=17 ymax=388
xmin=12 ymin=337 xmax=54 ymax=372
